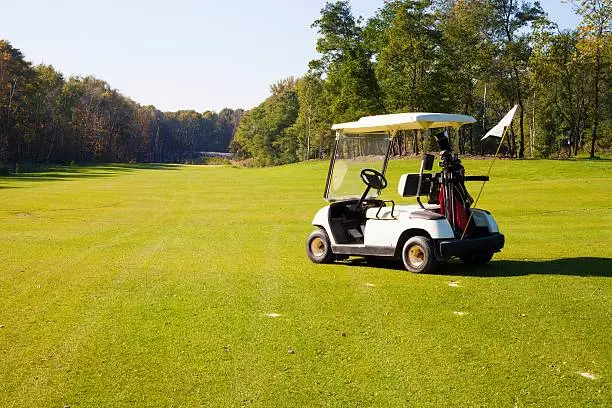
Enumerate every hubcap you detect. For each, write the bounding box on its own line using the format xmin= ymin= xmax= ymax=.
xmin=408 ymin=245 xmax=426 ymax=267
xmin=311 ymin=237 xmax=326 ymax=257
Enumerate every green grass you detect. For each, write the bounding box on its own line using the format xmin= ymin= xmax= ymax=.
xmin=1 ymin=159 xmax=610 ymax=407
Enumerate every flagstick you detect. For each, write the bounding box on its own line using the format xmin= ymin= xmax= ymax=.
xmin=460 ymin=125 xmax=509 ymax=240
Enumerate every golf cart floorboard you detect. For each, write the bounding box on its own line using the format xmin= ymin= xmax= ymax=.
xmin=331 ymin=233 xmax=504 ymax=259
xmin=332 ymin=244 xmax=395 ymax=257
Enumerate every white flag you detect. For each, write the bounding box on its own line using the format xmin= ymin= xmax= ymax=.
xmin=481 ymin=105 xmax=518 ymax=140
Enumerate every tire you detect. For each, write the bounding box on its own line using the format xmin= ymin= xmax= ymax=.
xmin=401 ymin=236 xmax=438 ymax=273
xmin=460 ymin=251 xmax=494 ymax=265
xmin=306 ymin=229 xmax=335 ymax=264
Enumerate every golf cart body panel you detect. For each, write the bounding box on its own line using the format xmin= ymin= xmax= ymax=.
xmin=363 ymin=204 xmax=456 ymax=245
xmin=470 ymin=209 xmax=500 ymax=233
xmin=311 ymin=206 xmax=334 ymax=241
xmin=312 ymin=203 xmax=456 ymax=246
xmin=312 ymin=203 xmax=502 ymax=255
xmin=307 ymin=112 xmax=505 ymax=273
xmin=438 ymin=233 xmax=505 ymax=258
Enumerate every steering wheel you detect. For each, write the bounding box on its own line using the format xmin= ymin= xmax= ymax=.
xmin=360 ymin=168 xmax=387 ymax=190
xmin=355 ymin=169 xmax=387 ymax=210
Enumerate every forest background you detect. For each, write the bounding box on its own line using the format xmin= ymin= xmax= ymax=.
xmin=1 ymin=0 xmax=610 ymax=168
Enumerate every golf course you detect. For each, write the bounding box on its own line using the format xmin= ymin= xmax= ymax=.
xmin=1 ymin=158 xmax=610 ymax=407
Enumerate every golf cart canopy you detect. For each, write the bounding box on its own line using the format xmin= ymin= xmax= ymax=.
xmin=325 ymin=112 xmax=477 ymax=202
xmin=332 ymin=112 xmax=477 ymax=135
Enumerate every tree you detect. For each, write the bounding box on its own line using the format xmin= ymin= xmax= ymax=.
xmin=530 ymin=26 xmax=592 ymax=156
xmin=489 ymin=0 xmax=545 ymax=158
xmin=218 ymin=108 xmax=244 ymax=152
xmin=439 ymin=0 xmax=497 ymax=153
xmin=291 ymin=75 xmax=333 ymax=160
xmin=24 ymin=64 xmax=64 ymax=162
xmin=574 ymin=0 xmax=611 ymax=157
xmin=0 ymin=40 xmax=34 ymax=162
xmin=231 ymin=79 xmax=299 ymax=166
xmin=310 ymin=1 xmax=386 ymax=122
xmin=369 ymin=0 xmax=443 ymax=112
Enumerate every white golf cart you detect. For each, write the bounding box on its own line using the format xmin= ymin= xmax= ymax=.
xmin=306 ymin=112 xmax=505 ymax=273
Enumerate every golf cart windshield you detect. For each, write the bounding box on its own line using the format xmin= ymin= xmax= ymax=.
xmin=324 ymin=132 xmax=391 ymax=201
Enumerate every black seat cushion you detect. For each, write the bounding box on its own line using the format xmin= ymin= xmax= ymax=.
xmin=409 ymin=210 xmax=445 ymax=220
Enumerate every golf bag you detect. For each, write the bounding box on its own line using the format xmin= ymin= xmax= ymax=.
xmin=428 ymin=132 xmax=474 ymax=235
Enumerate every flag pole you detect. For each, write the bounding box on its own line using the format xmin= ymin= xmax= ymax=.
xmin=460 ymin=124 xmax=510 ymax=240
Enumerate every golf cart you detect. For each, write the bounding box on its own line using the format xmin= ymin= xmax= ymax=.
xmin=306 ymin=112 xmax=504 ymax=273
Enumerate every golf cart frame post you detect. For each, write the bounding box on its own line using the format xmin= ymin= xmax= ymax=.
xmin=307 ymin=112 xmax=505 ymax=273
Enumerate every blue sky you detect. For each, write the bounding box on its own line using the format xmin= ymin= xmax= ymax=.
xmin=3 ymin=0 xmax=580 ymax=112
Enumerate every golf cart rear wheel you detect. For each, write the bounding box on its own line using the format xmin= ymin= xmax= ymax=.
xmin=306 ymin=230 xmax=335 ymax=264
xmin=460 ymin=251 xmax=494 ymax=265
xmin=401 ymin=236 xmax=437 ymax=273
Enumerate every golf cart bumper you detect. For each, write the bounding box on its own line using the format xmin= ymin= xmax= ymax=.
xmin=438 ymin=233 xmax=505 ymax=258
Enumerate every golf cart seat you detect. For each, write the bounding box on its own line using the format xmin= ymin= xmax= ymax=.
xmin=409 ymin=210 xmax=444 ymax=220
xmin=397 ymin=173 xmax=432 ymax=197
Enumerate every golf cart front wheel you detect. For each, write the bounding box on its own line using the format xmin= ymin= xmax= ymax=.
xmin=306 ymin=230 xmax=335 ymax=264
xmin=401 ymin=236 xmax=437 ymax=273
xmin=460 ymin=251 xmax=494 ymax=265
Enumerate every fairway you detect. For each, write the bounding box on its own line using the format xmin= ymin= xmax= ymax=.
xmin=1 ymin=159 xmax=611 ymax=407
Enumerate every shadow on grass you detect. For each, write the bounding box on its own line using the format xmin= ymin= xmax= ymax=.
xmin=5 ymin=173 xmax=115 ymax=182
xmin=339 ymin=257 xmax=612 ymax=278
xmin=0 ymin=163 xmax=180 ymax=183
xmin=567 ymin=157 xmax=612 ymax=162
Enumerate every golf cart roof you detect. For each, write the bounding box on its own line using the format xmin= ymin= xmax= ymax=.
xmin=332 ymin=112 xmax=477 ymax=135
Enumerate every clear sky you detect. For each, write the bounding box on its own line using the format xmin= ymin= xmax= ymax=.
xmin=3 ymin=0 xmax=580 ymax=112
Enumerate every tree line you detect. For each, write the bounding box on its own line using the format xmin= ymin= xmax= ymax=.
xmin=232 ymin=0 xmax=610 ymax=166
xmin=0 ymin=39 xmax=243 ymax=165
